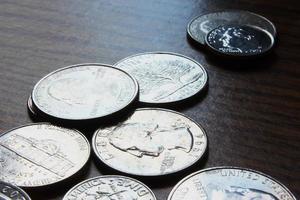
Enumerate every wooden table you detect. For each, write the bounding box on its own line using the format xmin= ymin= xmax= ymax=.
xmin=0 ymin=0 xmax=299 ymax=199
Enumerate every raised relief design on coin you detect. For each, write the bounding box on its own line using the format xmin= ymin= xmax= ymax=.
xmin=32 ymin=64 xmax=138 ymax=120
xmin=206 ymin=25 xmax=273 ymax=57
xmin=108 ymin=122 xmax=193 ymax=158
xmin=0 ymin=124 xmax=90 ymax=187
xmin=0 ymin=181 xmax=31 ymax=200
xmin=168 ymin=167 xmax=296 ymax=200
xmin=114 ymin=53 xmax=207 ymax=104
xmin=63 ymin=176 xmax=156 ymax=200
xmin=187 ymin=10 xmax=276 ymax=45
xmin=93 ymin=108 xmax=207 ymax=176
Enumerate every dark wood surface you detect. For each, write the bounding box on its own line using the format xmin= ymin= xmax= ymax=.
xmin=0 ymin=0 xmax=299 ymax=199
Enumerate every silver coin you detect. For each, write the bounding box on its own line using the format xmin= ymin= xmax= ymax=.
xmin=27 ymin=95 xmax=38 ymax=117
xmin=32 ymin=63 xmax=138 ymax=121
xmin=206 ymin=25 xmax=274 ymax=57
xmin=92 ymin=108 xmax=207 ymax=176
xmin=63 ymin=175 xmax=157 ymax=200
xmin=187 ymin=10 xmax=276 ymax=45
xmin=0 ymin=123 xmax=90 ymax=187
xmin=0 ymin=181 xmax=31 ymax=200
xmin=114 ymin=52 xmax=208 ymax=104
xmin=168 ymin=167 xmax=296 ymax=200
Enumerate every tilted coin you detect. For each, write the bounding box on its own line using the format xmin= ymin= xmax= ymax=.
xmin=0 ymin=123 xmax=90 ymax=187
xmin=206 ymin=25 xmax=274 ymax=57
xmin=63 ymin=175 xmax=156 ymax=200
xmin=187 ymin=10 xmax=276 ymax=45
xmin=0 ymin=181 xmax=31 ymax=200
xmin=27 ymin=95 xmax=38 ymax=117
xmin=92 ymin=108 xmax=207 ymax=176
xmin=168 ymin=167 xmax=296 ymax=200
xmin=114 ymin=52 xmax=208 ymax=104
xmin=32 ymin=63 xmax=138 ymax=121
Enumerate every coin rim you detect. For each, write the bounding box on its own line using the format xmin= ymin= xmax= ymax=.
xmin=167 ymin=166 xmax=297 ymax=200
xmin=187 ymin=10 xmax=277 ymax=46
xmin=31 ymin=63 xmax=139 ymax=121
xmin=62 ymin=175 xmax=157 ymax=200
xmin=27 ymin=95 xmax=38 ymax=117
xmin=0 ymin=123 xmax=91 ymax=188
xmin=0 ymin=181 xmax=31 ymax=200
xmin=92 ymin=107 xmax=208 ymax=176
xmin=114 ymin=52 xmax=208 ymax=105
xmin=205 ymin=24 xmax=275 ymax=57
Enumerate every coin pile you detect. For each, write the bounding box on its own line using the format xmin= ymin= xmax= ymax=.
xmin=0 ymin=10 xmax=296 ymax=200
xmin=187 ymin=10 xmax=277 ymax=58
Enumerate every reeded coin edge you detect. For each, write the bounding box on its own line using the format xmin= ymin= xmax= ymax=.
xmin=92 ymin=107 xmax=208 ymax=177
xmin=205 ymin=24 xmax=275 ymax=57
xmin=31 ymin=63 xmax=139 ymax=121
xmin=62 ymin=175 xmax=157 ymax=200
xmin=0 ymin=181 xmax=31 ymax=200
xmin=114 ymin=52 xmax=208 ymax=104
xmin=167 ymin=166 xmax=296 ymax=200
xmin=187 ymin=10 xmax=277 ymax=45
xmin=0 ymin=123 xmax=91 ymax=188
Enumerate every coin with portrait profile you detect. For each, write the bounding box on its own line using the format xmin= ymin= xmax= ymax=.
xmin=62 ymin=175 xmax=156 ymax=200
xmin=114 ymin=52 xmax=208 ymax=105
xmin=0 ymin=181 xmax=31 ymax=200
xmin=31 ymin=63 xmax=138 ymax=122
xmin=92 ymin=108 xmax=207 ymax=176
xmin=206 ymin=25 xmax=274 ymax=57
xmin=0 ymin=123 xmax=90 ymax=188
xmin=167 ymin=167 xmax=296 ymax=200
xmin=187 ymin=10 xmax=276 ymax=46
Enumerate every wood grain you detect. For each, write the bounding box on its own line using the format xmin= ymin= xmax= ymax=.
xmin=0 ymin=0 xmax=299 ymax=199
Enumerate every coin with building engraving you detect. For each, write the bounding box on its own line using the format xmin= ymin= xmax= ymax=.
xmin=32 ymin=63 xmax=138 ymax=121
xmin=0 ymin=123 xmax=90 ymax=187
xmin=63 ymin=175 xmax=156 ymax=200
xmin=206 ymin=25 xmax=274 ymax=57
xmin=114 ymin=52 xmax=207 ymax=104
xmin=92 ymin=108 xmax=207 ymax=176
xmin=168 ymin=167 xmax=296 ymax=200
xmin=187 ymin=10 xmax=276 ymax=45
xmin=0 ymin=181 xmax=31 ymax=200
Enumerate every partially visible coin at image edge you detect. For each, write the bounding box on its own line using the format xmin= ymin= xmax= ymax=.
xmin=0 ymin=123 xmax=90 ymax=187
xmin=63 ymin=175 xmax=157 ymax=200
xmin=0 ymin=181 xmax=31 ymax=200
xmin=167 ymin=167 xmax=296 ymax=200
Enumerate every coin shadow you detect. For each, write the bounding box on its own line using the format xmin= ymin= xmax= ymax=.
xmin=145 ymin=149 xmax=209 ymax=189
xmin=24 ymin=158 xmax=92 ymax=200
xmin=204 ymin=51 xmax=278 ymax=72
xmin=27 ymin=101 xmax=138 ymax=135
xmin=92 ymin=147 xmax=209 ymax=189
xmin=187 ymin=31 xmax=279 ymax=72
xmin=137 ymin=86 xmax=209 ymax=112
xmin=186 ymin=32 xmax=207 ymax=51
